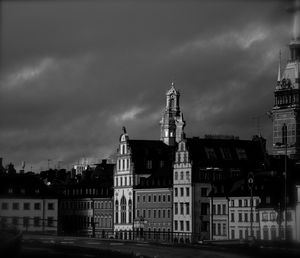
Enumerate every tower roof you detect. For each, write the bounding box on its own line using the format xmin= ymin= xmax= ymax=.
xmin=166 ymin=81 xmax=179 ymax=96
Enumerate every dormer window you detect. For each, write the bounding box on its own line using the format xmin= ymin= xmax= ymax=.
xmin=8 ymin=188 xmax=13 ymax=194
xmin=236 ymin=148 xmax=247 ymax=160
xmin=35 ymin=189 xmax=40 ymax=194
xmin=20 ymin=188 xmax=25 ymax=194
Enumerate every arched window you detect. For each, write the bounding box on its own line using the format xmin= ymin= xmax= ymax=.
xmin=115 ymin=200 xmax=119 ymax=224
xmin=128 ymin=199 xmax=132 ymax=223
xmin=121 ymin=196 xmax=127 ymax=224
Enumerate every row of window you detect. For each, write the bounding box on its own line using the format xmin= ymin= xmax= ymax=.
xmin=212 ymin=204 xmax=227 ymax=215
xmin=231 ymin=212 xmax=259 ymax=223
xmin=174 ymin=202 xmax=190 ymax=215
xmin=229 ymin=199 xmax=259 ymax=208
xmin=261 ymin=211 xmax=292 ymax=222
xmin=1 ymin=202 xmax=54 ymax=211
xmin=136 ymin=209 xmax=171 ymax=219
xmin=94 ymin=216 xmax=112 ymax=228
xmin=174 ymin=187 xmax=190 ymax=198
xmin=0 ymin=216 xmax=55 ymax=227
xmin=7 ymin=188 xmax=40 ymax=194
xmin=137 ymin=194 xmax=171 ymax=203
xmin=212 ymin=222 xmax=227 ymax=236
xmin=174 ymin=171 xmax=190 ymax=181
xmin=114 ymin=175 xmax=132 ymax=187
xmin=231 ymin=228 xmax=260 ymax=240
xmin=174 ymin=220 xmax=190 ymax=232
xmin=175 ymin=152 xmax=189 ymax=163
xmin=62 ymin=201 xmax=112 ymax=210
xmin=66 ymin=188 xmax=109 ymax=196
xmin=275 ymin=94 xmax=299 ymax=106
xmin=117 ymin=158 xmax=130 ymax=171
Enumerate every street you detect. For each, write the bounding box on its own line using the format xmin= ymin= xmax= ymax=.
xmin=19 ymin=234 xmax=300 ymax=258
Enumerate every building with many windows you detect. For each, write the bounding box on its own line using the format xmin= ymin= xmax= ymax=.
xmin=173 ymin=135 xmax=266 ymax=242
xmin=0 ymin=174 xmax=58 ymax=233
xmin=59 ymin=183 xmax=113 ymax=237
xmin=113 ymin=83 xmax=181 ymax=239
xmin=134 ymin=175 xmax=172 ymax=241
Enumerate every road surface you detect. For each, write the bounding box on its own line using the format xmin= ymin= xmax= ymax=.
xmin=21 ymin=234 xmax=300 ymax=258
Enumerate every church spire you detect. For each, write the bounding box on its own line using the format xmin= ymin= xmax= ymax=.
xmin=160 ymin=82 xmax=185 ymax=146
xmin=289 ymin=0 xmax=300 ymax=61
xmin=277 ymin=50 xmax=281 ymax=84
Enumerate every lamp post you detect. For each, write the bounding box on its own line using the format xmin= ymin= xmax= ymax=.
xmin=248 ymin=172 xmax=254 ymax=238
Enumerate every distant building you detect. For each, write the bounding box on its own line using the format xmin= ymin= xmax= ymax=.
xmin=173 ymin=135 xmax=266 ymax=242
xmin=59 ymin=184 xmax=113 ymax=237
xmin=0 ymin=174 xmax=58 ymax=233
xmin=228 ymin=194 xmax=261 ymax=240
xmin=113 ymin=83 xmax=180 ymax=240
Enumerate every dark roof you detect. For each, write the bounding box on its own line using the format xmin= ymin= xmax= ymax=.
xmin=135 ymin=174 xmax=173 ymax=189
xmin=185 ymin=137 xmax=265 ymax=170
xmin=128 ymin=140 xmax=175 ymax=175
xmin=0 ymin=174 xmax=58 ymax=198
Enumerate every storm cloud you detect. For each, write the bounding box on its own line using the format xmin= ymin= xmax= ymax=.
xmin=0 ymin=0 xmax=292 ymax=171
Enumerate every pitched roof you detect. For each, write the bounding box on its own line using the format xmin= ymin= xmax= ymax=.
xmin=128 ymin=140 xmax=175 ymax=175
xmin=185 ymin=137 xmax=265 ymax=170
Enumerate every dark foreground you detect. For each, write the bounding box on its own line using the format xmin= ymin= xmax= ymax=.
xmin=4 ymin=234 xmax=300 ymax=258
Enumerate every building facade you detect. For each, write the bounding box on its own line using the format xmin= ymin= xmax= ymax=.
xmin=0 ymin=174 xmax=58 ymax=233
xmin=134 ymin=178 xmax=172 ymax=242
xmin=272 ymin=2 xmax=300 ymax=160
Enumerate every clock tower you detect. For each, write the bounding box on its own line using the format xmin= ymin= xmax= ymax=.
xmin=160 ymin=82 xmax=185 ymax=146
xmin=272 ymin=0 xmax=300 ymax=160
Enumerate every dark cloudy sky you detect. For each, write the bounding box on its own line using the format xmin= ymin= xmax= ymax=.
xmin=0 ymin=0 xmax=293 ymax=171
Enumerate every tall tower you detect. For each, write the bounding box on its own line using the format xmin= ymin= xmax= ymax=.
xmin=272 ymin=0 xmax=300 ymax=160
xmin=160 ymin=82 xmax=185 ymax=146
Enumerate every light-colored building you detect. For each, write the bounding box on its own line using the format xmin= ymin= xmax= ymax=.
xmin=258 ymin=206 xmax=295 ymax=241
xmin=0 ymin=174 xmax=58 ymax=233
xmin=210 ymin=196 xmax=228 ymax=240
xmin=228 ymin=195 xmax=261 ymax=240
xmin=113 ymin=83 xmax=181 ymax=240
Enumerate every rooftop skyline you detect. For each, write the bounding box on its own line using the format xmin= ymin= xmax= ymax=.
xmin=0 ymin=0 xmax=293 ymax=171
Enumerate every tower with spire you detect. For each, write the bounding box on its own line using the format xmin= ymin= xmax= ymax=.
xmin=272 ymin=0 xmax=300 ymax=159
xmin=160 ymin=82 xmax=185 ymax=146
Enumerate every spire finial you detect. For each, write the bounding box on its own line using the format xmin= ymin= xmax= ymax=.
xmin=122 ymin=126 xmax=127 ymax=134
xmin=277 ymin=50 xmax=282 ymax=83
xmin=292 ymin=0 xmax=300 ymax=41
